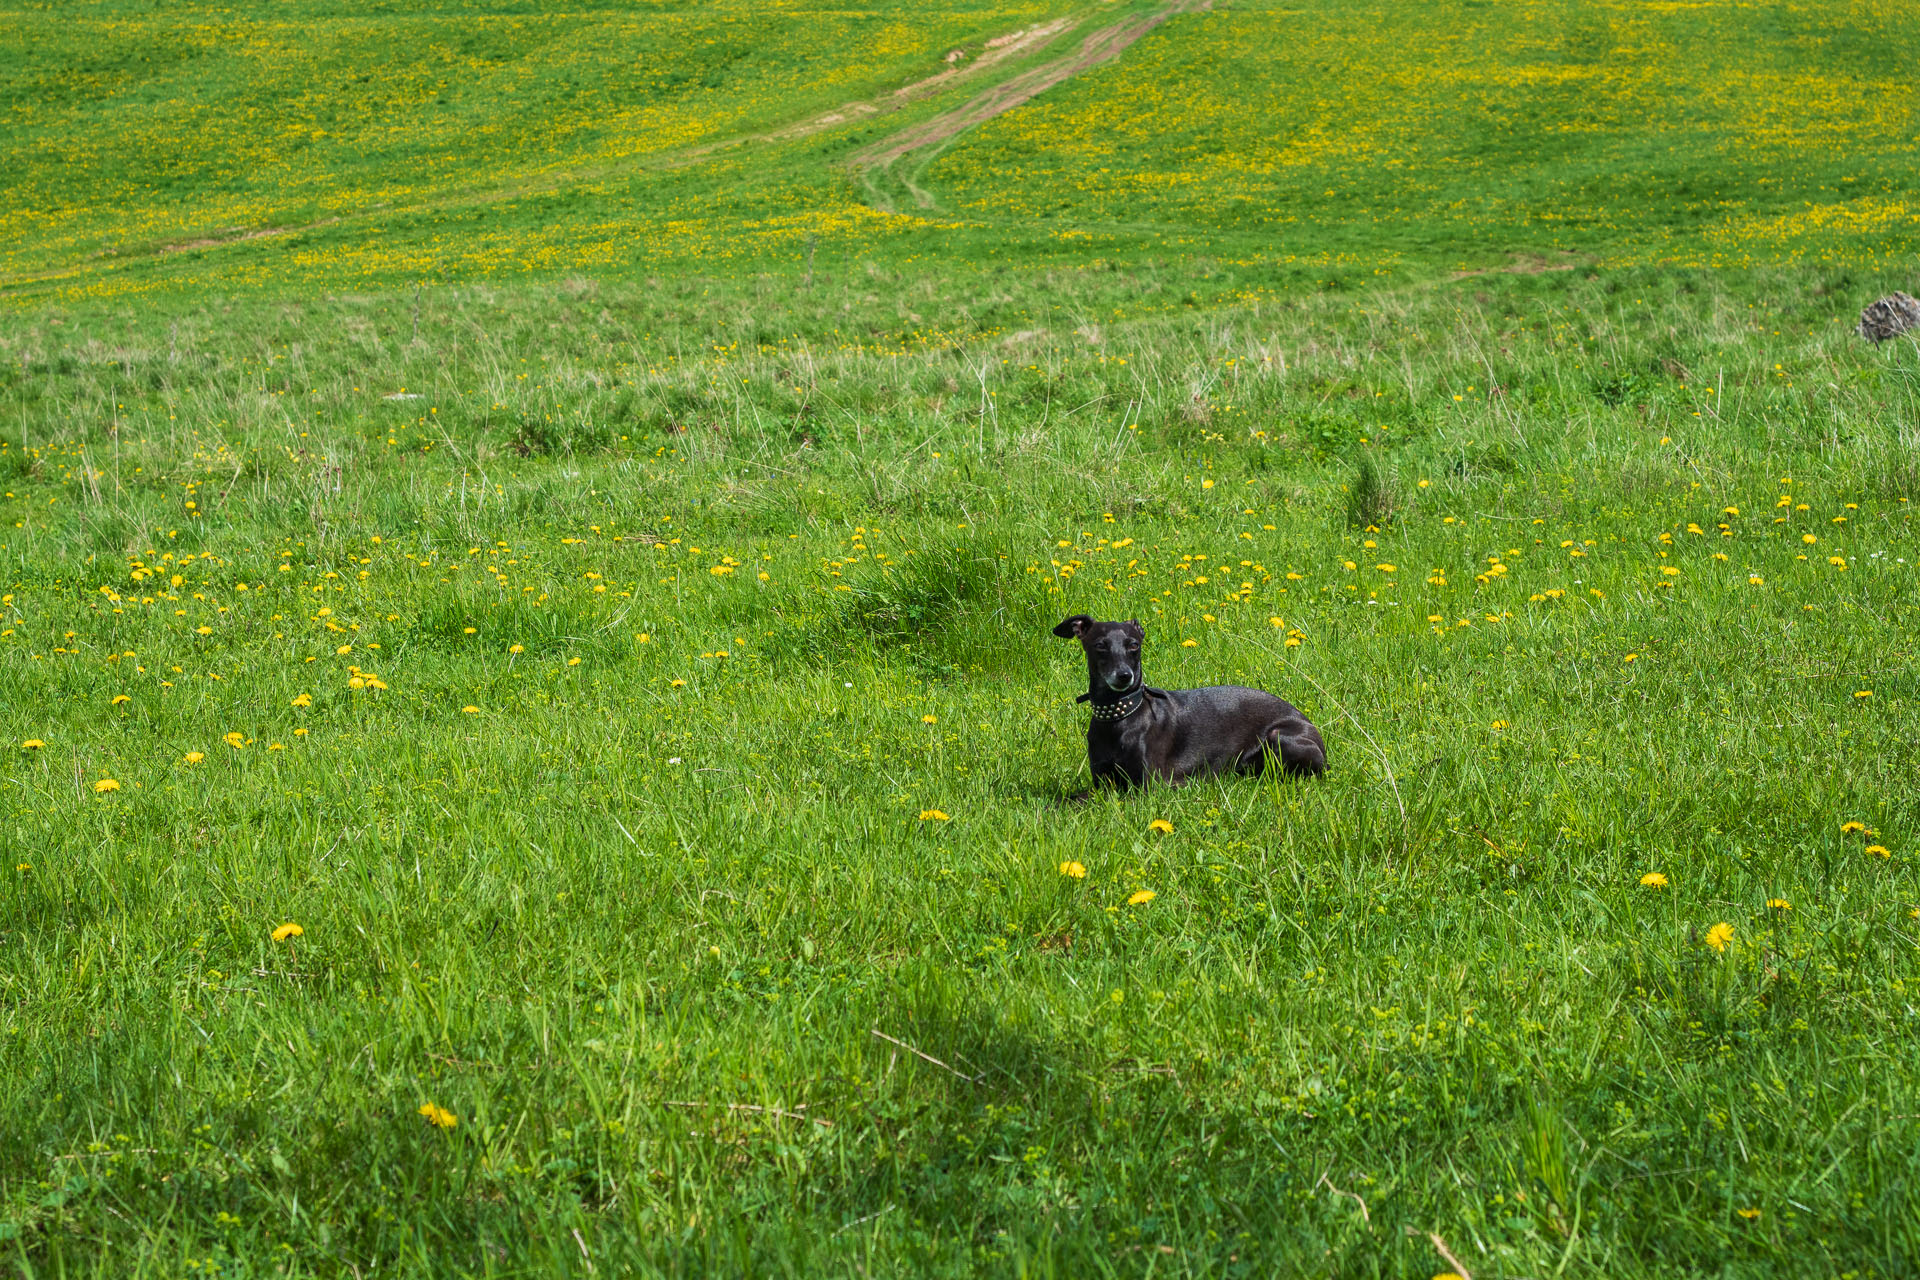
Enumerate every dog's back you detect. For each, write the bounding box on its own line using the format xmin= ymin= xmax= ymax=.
xmin=1151 ymin=685 xmax=1326 ymax=780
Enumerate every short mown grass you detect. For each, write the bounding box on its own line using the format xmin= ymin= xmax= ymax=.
xmin=2 ymin=261 xmax=1916 ymax=1276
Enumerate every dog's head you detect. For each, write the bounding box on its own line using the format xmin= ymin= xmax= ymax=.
xmin=1053 ymin=615 xmax=1144 ymax=693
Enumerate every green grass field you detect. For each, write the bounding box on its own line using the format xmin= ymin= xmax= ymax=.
xmin=4 ymin=2 xmax=1920 ymax=1277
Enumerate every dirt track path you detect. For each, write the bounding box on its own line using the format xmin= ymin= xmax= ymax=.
xmin=8 ymin=4 xmax=1196 ymax=287
xmin=112 ymin=14 xmax=1108 ymax=269
xmin=850 ymin=0 xmax=1207 ymax=209
xmin=762 ymin=17 xmax=1077 ymax=145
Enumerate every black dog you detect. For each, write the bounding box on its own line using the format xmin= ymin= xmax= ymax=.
xmin=1054 ymin=614 xmax=1326 ymax=788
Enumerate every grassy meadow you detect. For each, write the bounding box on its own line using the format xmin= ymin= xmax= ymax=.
xmin=4 ymin=1 xmax=1920 ymax=1277
xmin=6 ymin=0 xmax=1920 ymax=298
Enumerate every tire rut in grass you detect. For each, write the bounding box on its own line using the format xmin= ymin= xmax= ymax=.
xmin=849 ymin=0 xmax=1211 ymax=213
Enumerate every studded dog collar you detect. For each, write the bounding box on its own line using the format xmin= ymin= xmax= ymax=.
xmin=1082 ymin=687 xmax=1147 ymax=722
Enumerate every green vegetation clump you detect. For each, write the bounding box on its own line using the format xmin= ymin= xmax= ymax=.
xmin=1345 ymin=454 xmax=1397 ymax=529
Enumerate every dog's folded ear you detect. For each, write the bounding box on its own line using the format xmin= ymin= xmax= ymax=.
xmin=1053 ymin=614 xmax=1095 ymax=639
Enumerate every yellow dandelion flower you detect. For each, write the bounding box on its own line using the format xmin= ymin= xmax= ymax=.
xmin=1623 ymin=653 xmax=1637 ymax=663
xmin=462 ymin=705 xmax=479 ymax=714
xmin=1639 ymin=872 xmax=1668 ymax=888
xmin=919 ymin=809 xmax=950 ymax=821
xmin=1736 ymin=1208 xmax=1760 ymax=1221
xmin=336 ymin=644 xmax=352 ymax=655
xmin=1181 ymin=638 xmax=1198 ymax=647
xmin=291 ymin=693 xmax=312 ymax=708
xmin=509 ymin=643 xmax=525 ymax=654
xmin=1802 ymin=534 xmax=1817 ymax=544
xmin=1126 ymin=890 xmax=1156 ymax=906
xmin=1767 ymin=898 xmax=1791 ymax=911
xmin=669 ymin=678 xmax=685 ymax=688
xmin=111 ymin=694 xmax=131 ymax=706
xmin=922 ymin=714 xmax=937 ymax=724
xmin=1060 ymin=861 xmax=1087 ymax=879
xmin=1148 ymin=819 xmax=1173 ymax=835
xmin=224 ymin=732 xmax=246 ymax=749
xmin=94 ymin=779 xmax=120 ymax=793
xmin=268 ymin=743 xmax=285 ymax=751
xmin=21 ymin=739 xmax=44 ymax=750
xmin=463 ymin=627 xmax=476 ymax=635
xmin=1490 ymin=720 xmax=1508 ymax=730
xmin=1841 ymin=821 xmax=1866 ymax=834
xmin=196 ymin=625 xmax=212 ymax=635
xmin=14 ymin=863 xmax=28 ymax=872
xmin=418 ymin=1103 xmax=457 ymax=1130
xmin=184 ymin=751 xmax=205 ymax=764
xmin=1376 ymin=564 xmax=1397 ymax=572
xmin=1705 ymin=922 xmax=1734 ymax=953
xmin=1865 ymin=845 xmax=1891 ymax=859
xmin=1748 ymin=575 xmax=1764 ymax=585
xmin=348 ymin=676 xmax=366 ymax=690
xmin=1854 ymin=690 xmax=1872 ymax=699
xmin=272 ymin=922 xmax=304 ymax=941
xmin=567 ymin=657 xmax=582 ymax=667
